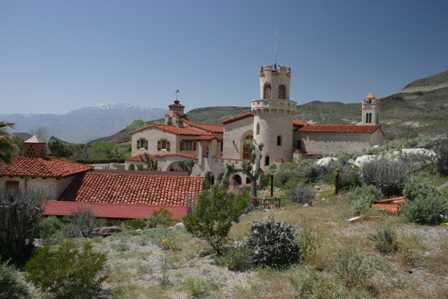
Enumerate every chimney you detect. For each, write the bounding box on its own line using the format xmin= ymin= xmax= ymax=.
xmin=23 ymin=136 xmax=47 ymax=158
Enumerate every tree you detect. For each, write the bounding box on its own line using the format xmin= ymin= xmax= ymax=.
xmin=184 ymin=187 xmax=247 ymax=255
xmin=0 ymin=121 xmax=16 ymax=163
xmin=223 ymin=139 xmax=263 ymax=200
xmin=48 ymin=138 xmax=73 ymax=158
xmin=0 ymin=262 xmax=31 ymax=299
xmin=0 ymin=191 xmax=42 ymax=266
xmin=26 ymin=240 xmax=107 ymax=299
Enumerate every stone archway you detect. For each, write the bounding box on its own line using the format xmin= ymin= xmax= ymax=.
xmin=232 ymin=174 xmax=242 ymax=186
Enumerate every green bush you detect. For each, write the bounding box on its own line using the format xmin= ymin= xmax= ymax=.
xmin=291 ymin=266 xmax=347 ymax=299
xmin=0 ymin=262 xmax=31 ymax=299
xmin=437 ymin=141 xmax=448 ymax=176
xmin=334 ymin=247 xmax=374 ymax=289
xmin=361 ymin=159 xmax=409 ymax=197
xmin=39 ymin=217 xmax=65 ymax=240
xmin=297 ymin=228 xmax=318 ymax=263
xmin=67 ymin=208 xmax=97 ymax=237
xmin=0 ymin=191 xmax=42 ymax=265
xmin=247 ymin=219 xmax=301 ymax=269
xmin=126 ymin=218 xmax=147 ymax=230
xmin=184 ymin=187 xmax=247 ymax=255
xmin=369 ymin=225 xmax=398 ymax=255
xmin=288 ymin=185 xmax=315 ymax=205
xmin=216 ymin=244 xmax=251 ymax=272
xmin=335 ymin=165 xmax=362 ymax=193
xmin=147 ymin=209 xmax=176 ymax=228
xmin=402 ymin=180 xmax=448 ymax=225
xmin=26 ymin=240 xmax=107 ymax=299
xmin=348 ymin=185 xmax=382 ymax=216
xmin=182 ymin=277 xmax=212 ymax=297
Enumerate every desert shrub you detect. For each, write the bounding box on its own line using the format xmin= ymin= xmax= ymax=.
xmin=0 ymin=191 xmax=42 ymax=265
xmin=0 ymin=262 xmax=31 ymax=299
xmin=216 ymin=244 xmax=251 ymax=272
xmin=361 ymin=158 xmax=409 ymax=197
xmin=182 ymin=277 xmax=212 ymax=298
xmin=437 ymin=141 xmax=448 ymax=176
xmin=348 ymin=185 xmax=382 ymax=216
xmin=184 ymin=186 xmax=247 ymax=255
xmin=288 ymin=185 xmax=315 ymax=205
xmin=334 ymin=247 xmax=374 ymax=289
xmin=402 ymin=179 xmax=448 ymax=224
xmin=66 ymin=208 xmax=97 ymax=238
xmin=401 ymin=193 xmax=448 ymax=225
xmin=159 ymin=237 xmax=179 ymax=251
xmin=26 ymin=240 xmax=107 ymax=299
xmin=291 ymin=266 xmax=347 ymax=299
xmin=39 ymin=217 xmax=65 ymax=240
xmin=247 ymin=219 xmax=301 ymax=269
xmin=335 ymin=165 xmax=361 ymax=193
xmin=369 ymin=225 xmax=398 ymax=255
xmin=146 ymin=209 xmax=175 ymax=228
xmin=297 ymin=228 xmax=318 ymax=263
xmin=272 ymin=160 xmax=321 ymax=188
xmin=126 ymin=218 xmax=147 ymax=230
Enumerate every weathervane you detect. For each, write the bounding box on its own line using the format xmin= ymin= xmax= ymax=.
xmin=175 ymin=89 xmax=181 ymax=101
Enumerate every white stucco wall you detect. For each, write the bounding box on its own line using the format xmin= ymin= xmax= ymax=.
xmin=297 ymin=130 xmax=384 ymax=155
xmin=222 ymin=117 xmax=254 ymax=160
xmin=0 ymin=175 xmax=77 ymax=200
xmin=131 ymin=129 xmax=178 ymax=157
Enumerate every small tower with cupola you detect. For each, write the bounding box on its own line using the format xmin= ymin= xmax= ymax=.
xmin=361 ymin=92 xmax=379 ymax=125
xmin=251 ymin=64 xmax=298 ymax=170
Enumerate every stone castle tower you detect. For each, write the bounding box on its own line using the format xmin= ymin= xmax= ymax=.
xmin=251 ymin=64 xmax=298 ymax=170
xmin=165 ymin=100 xmax=186 ymax=127
xmin=361 ymin=92 xmax=379 ymax=125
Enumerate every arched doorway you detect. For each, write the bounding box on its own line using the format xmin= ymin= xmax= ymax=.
xmin=204 ymin=172 xmax=215 ymax=189
xmin=232 ymin=174 xmax=242 ymax=186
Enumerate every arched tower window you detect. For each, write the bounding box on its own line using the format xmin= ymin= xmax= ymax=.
xmin=264 ymin=155 xmax=270 ymax=166
xmin=278 ymin=84 xmax=287 ymax=99
xmin=242 ymin=134 xmax=253 ymax=160
xmin=277 ymin=135 xmax=282 ymax=146
xmin=256 ymin=123 xmax=260 ymax=135
xmin=263 ymin=83 xmax=271 ymax=99
xmin=366 ymin=113 xmax=372 ymax=124
xmin=157 ymin=139 xmax=170 ymax=151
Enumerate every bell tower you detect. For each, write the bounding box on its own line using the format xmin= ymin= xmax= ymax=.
xmin=361 ymin=92 xmax=379 ymax=125
xmin=251 ymin=64 xmax=298 ymax=170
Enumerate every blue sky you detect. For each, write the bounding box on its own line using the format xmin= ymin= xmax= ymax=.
xmin=1 ymin=0 xmax=447 ymax=114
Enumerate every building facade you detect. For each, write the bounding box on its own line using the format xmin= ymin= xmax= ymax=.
xmin=128 ymin=64 xmax=385 ymax=185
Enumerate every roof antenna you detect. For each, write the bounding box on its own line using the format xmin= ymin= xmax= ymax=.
xmin=273 ymin=30 xmax=279 ymax=68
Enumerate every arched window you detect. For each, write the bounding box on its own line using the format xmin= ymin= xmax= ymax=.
xmin=232 ymin=174 xmax=242 ymax=186
xmin=136 ymin=138 xmax=148 ymax=150
xmin=277 ymin=135 xmax=282 ymax=146
xmin=245 ymin=177 xmax=251 ymax=184
xmin=129 ymin=164 xmax=136 ymax=171
xmin=278 ymin=84 xmax=287 ymax=99
xmin=180 ymin=140 xmax=197 ymax=151
xmin=366 ymin=113 xmax=372 ymax=124
xmin=263 ymin=83 xmax=271 ymax=99
xmin=256 ymin=123 xmax=260 ymax=135
xmin=264 ymin=155 xmax=270 ymax=166
xmin=157 ymin=139 xmax=170 ymax=151
xmin=242 ymin=134 xmax=253 ymax=160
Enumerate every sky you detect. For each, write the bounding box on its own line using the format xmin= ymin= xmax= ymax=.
xmin=0 ymin=0 xmax=447 ymax=114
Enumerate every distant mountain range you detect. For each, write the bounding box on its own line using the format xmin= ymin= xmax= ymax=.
xmin=93 ymin=69 xmax=448 ymax=145
xmin=3 ymin=69 xmax=447 ymax=145
xmin=1 ymin=104 xmax=166 ymax=143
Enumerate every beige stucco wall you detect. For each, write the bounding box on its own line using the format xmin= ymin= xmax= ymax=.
xmin=0 ymin=175 xmax=77 ymax=200
xmin=222 ymin=117 xmax=254 ymax=160
xmin=131 ymin=129 xmax=178 ymax=157
xmin=297 ymin=130 xmax=384 ymax=155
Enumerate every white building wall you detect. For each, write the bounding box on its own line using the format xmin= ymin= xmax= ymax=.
xmin=0 ymin=175 xmax=77 ymax=200
xmin=131 ymin=129 xmax=178 ymax=156
xmin=222 ymin=117 xmax=254 ymax=160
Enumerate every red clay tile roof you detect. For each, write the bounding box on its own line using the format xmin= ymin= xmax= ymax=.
xmin=43 ymin=200 xmax=188 ymax=220
xmin=0 ymin=156 xmax=92 ymax=178
xmin=70 ymin=171 xmax=203 ymax=207
xmin=184 ymin=121 xmax=224 ymax=134
xmin=134 ymin=124 xmax=209 ymax=136
xmin=222 ymin=112 xmax=254 ymax=124
xmin=373 ymin=196 xmax=406 ymax=215
xmin=292 ymin=119 xmax=307 ymax=127
xmin=127 ymin=153 xmax=197 ymax=162
xmin=298 ymin=124 xmax=380 ymax=134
